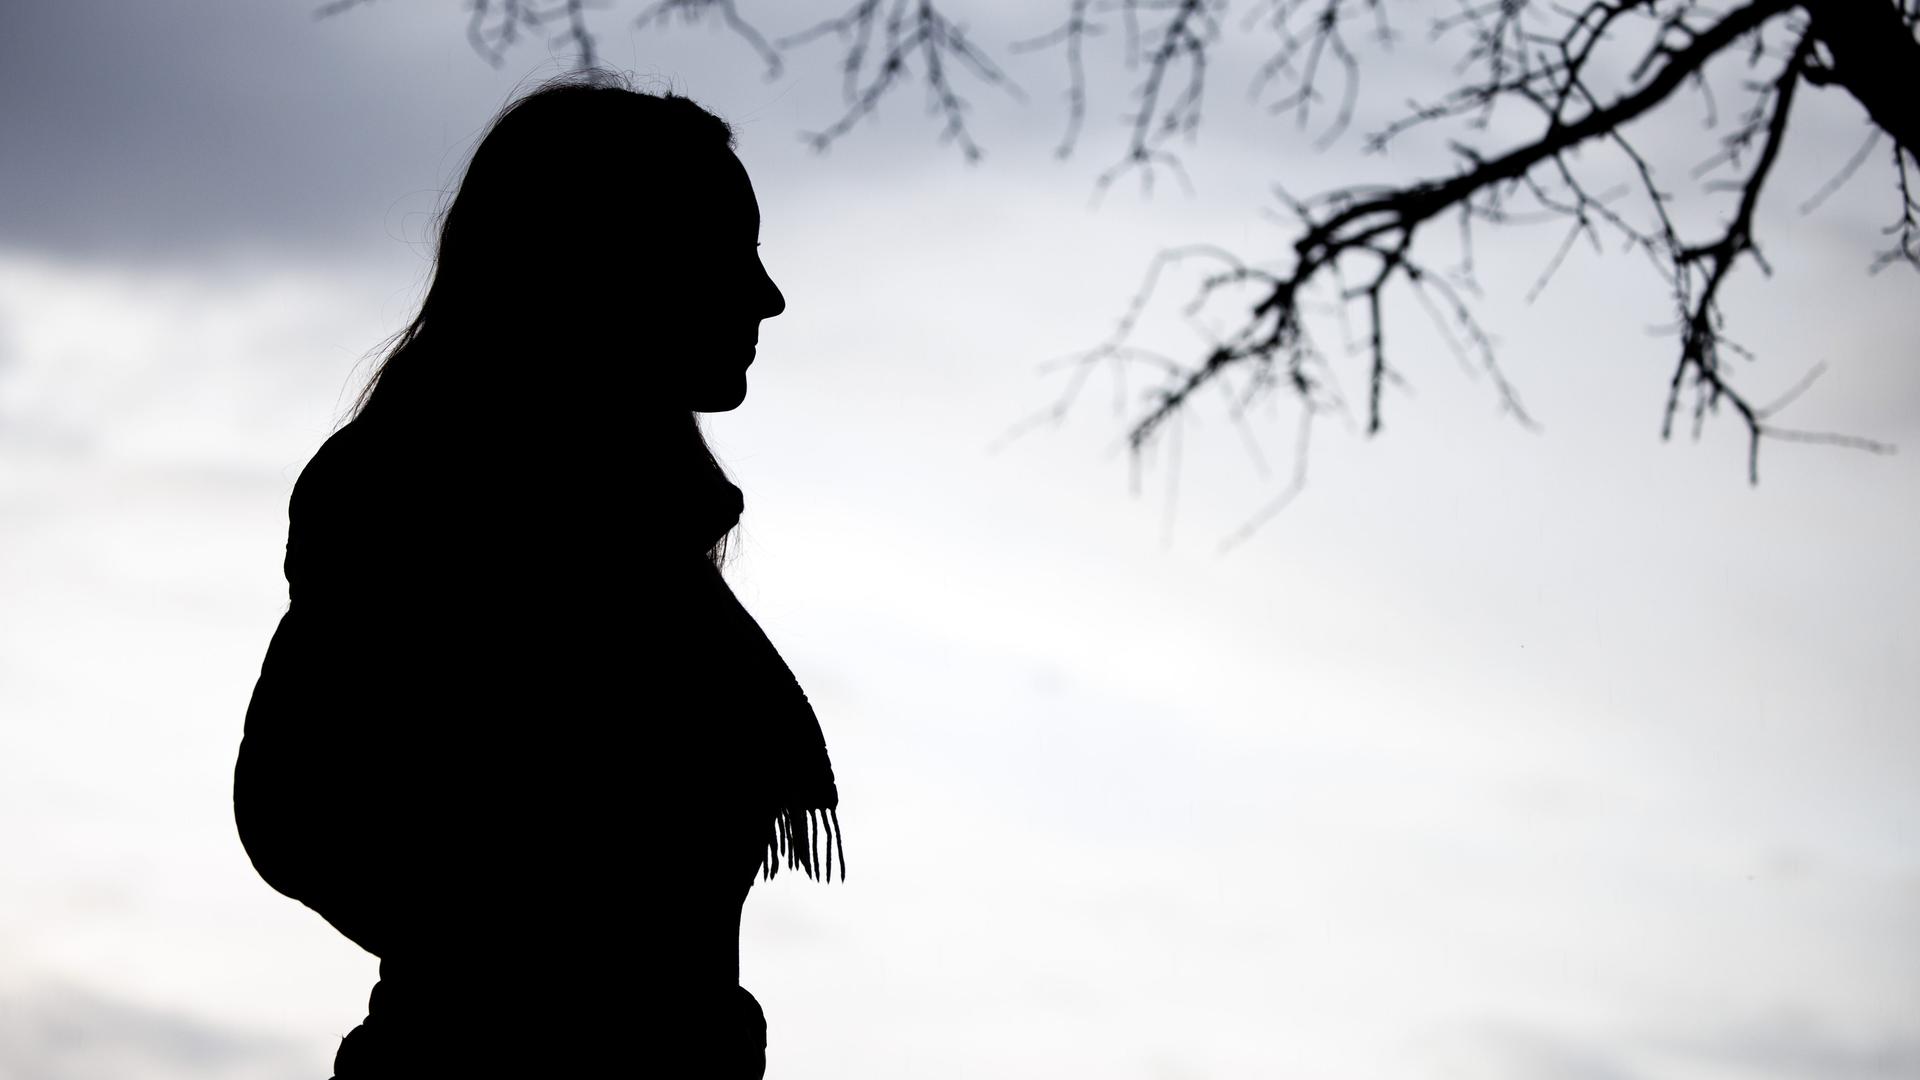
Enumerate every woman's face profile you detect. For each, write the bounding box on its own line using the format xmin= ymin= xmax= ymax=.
xmin=623 ymin=149 xmax=786 ymax=414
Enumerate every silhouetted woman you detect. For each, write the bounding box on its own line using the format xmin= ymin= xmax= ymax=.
xmin=234 ymin=72 xmax=843 ymax=1078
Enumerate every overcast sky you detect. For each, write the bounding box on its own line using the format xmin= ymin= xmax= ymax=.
xmin=2 ymin=2 xmax=1916 ymax=1078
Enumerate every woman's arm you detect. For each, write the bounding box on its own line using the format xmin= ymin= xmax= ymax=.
xmin=238 ymin=423 xmax=725 ymax=955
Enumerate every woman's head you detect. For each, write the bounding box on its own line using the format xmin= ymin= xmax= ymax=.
xmin=352 ymin=71 xmax=785 ymax=419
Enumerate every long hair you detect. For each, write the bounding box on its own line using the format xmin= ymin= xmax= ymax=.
xmin=344 ymin=70 xmax=742 ymax=570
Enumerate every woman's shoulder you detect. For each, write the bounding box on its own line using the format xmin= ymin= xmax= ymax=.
xmin=290 ymin=417 xmax=378 ymax=513
xmin=289 ymin=415 xmax=450 ymax=522
xmin=282 ymin=417 xmax=453 ymax=587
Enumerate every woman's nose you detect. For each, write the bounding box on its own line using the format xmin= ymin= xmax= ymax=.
xmin=760 ymin=265 xmax=786 ymax=320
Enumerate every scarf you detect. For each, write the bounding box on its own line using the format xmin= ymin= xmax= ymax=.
xmin=675 ymin=458 xmax=845 ymax=884
xmin=353 ymin=389 xmax=845 ymax=885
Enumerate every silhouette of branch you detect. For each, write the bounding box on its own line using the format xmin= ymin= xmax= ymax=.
xmin=472 ymin=0 xmax=600 ymax=69
xmin=1032 ymin=0 xmax=1904 ymax=538
xmin=1016 ymin=0 xmax=1225 ymax=194
xmin=1799 ymin=0 xmax=1920 ymax=162
xmin=312 ymin=0 xmax=379 ymax=18
xmin=1662 ymin=30 xmax=1813 ymax=481
xmin=1249 ymin=0 xmax=1392 ymax=150
xmin=1796 ymin=128 xmax=1879 ymax=215
xmin=632 ymin=0 xmax=785 ymax=76
xmin=1009 ymin=0 xmax=1098 ymax=158
xmin=317 ymin=0 xmax=603 ymax=68
xmin=334 ymin=0 xmax=1914 ymax=540
xmin=1871 ymin=138 xmax=1920 ymax=273
xmin=780 ymin=0 xmax=1025 ymax=161
xmin=1216 ymin=396 xmax=1315 ymax=555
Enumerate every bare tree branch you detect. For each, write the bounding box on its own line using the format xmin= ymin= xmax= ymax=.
xmin=338 ymin=0 xmax=1915 ymax=543
xmin=1041 ymin=0 xmax=1903 ymax=530
xmin=781 ymin=0 xmax=1025 ymax=161
xmin=445 ymin=0 xmax=603 ymax=69
xmin=632 ymin=0 xmax=785 ymax=76
xmin=1010 ymin=0 xmax=1098 ymax=158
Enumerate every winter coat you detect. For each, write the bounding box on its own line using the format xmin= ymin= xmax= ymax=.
xmin=233 ymin=407 xmax=838 ymax=1073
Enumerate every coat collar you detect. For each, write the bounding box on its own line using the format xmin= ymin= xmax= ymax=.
xmin=679 ymin=467 xmax=744 ymax=555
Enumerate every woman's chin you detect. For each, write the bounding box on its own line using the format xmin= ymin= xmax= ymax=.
xmin=689 ymin=373 xmax=749 ymax=413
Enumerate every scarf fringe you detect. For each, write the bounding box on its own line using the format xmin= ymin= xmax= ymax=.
xmin=760 ymin=805 xmax=844 ymax=883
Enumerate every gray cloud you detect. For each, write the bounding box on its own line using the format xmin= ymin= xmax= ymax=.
xmin=1662 ymin=1011 xmax=1920 ymax=1079
xmin=0 ymin=0 xmax=1345 ymax=270
xmin=1436 ymin=1014 xmax=1920 ymax=1080
xmin=2 ymin=0 xmax=439 ymax=264
xmin=6 ymin=0 xmax=1905 ymax=280
xmin=0 ymin=0 xmax=1067 ymax=268
xmin=0 ymin=979 xmax=314 ymax=1080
